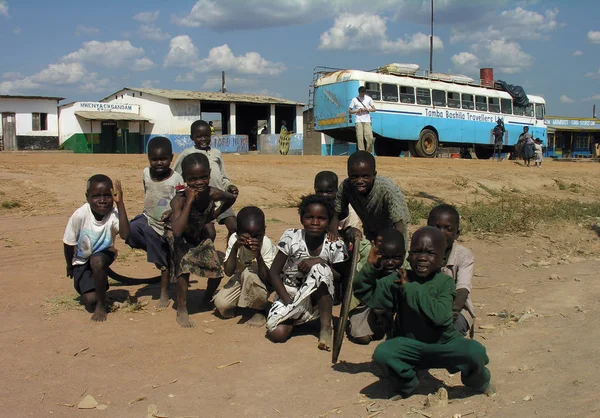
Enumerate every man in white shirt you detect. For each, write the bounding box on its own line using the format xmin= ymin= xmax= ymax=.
xmin=349 ymin=86 xmax=376 ymax=153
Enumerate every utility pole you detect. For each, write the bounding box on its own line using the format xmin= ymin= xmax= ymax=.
xmin=429 ymin=0 xmax=434 ymax=74
xmin=221 ymin=71 xmax=226 ymax=93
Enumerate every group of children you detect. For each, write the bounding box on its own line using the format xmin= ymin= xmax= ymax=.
xmin=63 ymin=120 xmax=493 ymax=398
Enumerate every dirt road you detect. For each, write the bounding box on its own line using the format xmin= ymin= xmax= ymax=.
xmin=1 ymin=154 xmax=599 ymax=417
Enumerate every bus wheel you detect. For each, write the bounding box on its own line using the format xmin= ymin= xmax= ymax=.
xmin=415 ymin=129 xmax=438 ymax=158
xmin=474 ymin=145 xmax=494 ymax=160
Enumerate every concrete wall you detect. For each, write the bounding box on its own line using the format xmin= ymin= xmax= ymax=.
xmin=158 ymin=134 xmax=249 ymax=154
xmin=1 ymin=98 xmax=59 ymax=149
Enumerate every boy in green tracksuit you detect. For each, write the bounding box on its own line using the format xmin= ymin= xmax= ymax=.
xmin=353 ymin=226 xmax=494 ymax=398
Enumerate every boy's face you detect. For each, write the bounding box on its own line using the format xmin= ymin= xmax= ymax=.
xmin=314 ymin=180 xmax=337 ymax=200
xmin=348 ymin=162 xmax=376 ymax=196
xmin=86 ymin=181 xmax=114 ymax=217
xmin=428 ymin=212 xmax=459 ymax=251
xmin=184 ymin=164 xmax=210 ymax=192
xmin=239 ymin=220 xmax=265 ymax=248
xmin=408 ymin=231 xmax=445 ymax=278
xmin=148 ymin=147 xmax=173 ymax=175
xmin=191 ymin=126 xmax=212 ymax=150
xmin=379 ymin=241 xmax=405 ymax=275
xmin=301 ymin=203 xmax=330 ymax=238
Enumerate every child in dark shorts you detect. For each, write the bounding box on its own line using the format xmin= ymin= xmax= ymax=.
xmin=63 ymin=175 xmax=130 ymax=322
xmin=126 ymin=136 xmax=183 ymax=308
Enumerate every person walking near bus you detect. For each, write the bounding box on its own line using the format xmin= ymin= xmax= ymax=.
xmin=492 ymin=119 xmax=505 ymax=161
xmin=349 ymin=86 xmax=376 ymax=153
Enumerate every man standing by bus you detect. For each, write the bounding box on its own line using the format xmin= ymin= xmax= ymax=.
xmin=349 ymin=86 xmax=376 ymax=153
xmin=492 ymin=118 xmax=505 ymax=161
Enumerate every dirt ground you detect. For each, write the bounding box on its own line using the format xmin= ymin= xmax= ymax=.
xmin=1 ymin=153 xmax=600 ymax=418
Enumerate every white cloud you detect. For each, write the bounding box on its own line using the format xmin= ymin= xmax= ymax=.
xmin=75 ymin=25 xmax=100 ymax=36
xmin=560 ymin=95 xmax=575 ymax=104
xmin=138 ymin=25 xmax=170 ymax=41
xmin=585 ymin=69 xmax=600 ymax=79
xmin=175 ymin=72 xmax=197 ymax=83
xmin=62 ymin=40 xmax=145 ymax=68
xmin=141 ymin=79 xmax=160 ymax=88
xmin=473 ymin=38 xmax=533 ymax=74
xmin=202 ymin=76 xmax=256 ymax=90
xmin=2 ymin=71 xmax=22 ymax=80
xmin=319 ymin=13 xmax=443 ymax=53
xmin=573 ymin=50 xmax=584 ymax=56
xmin=171 ymin=0 xmax=482 ymax=30
xmin=79 ymin=75 xmax=111 ymax=93
xmin=451 ymin=7 xmax=560 ymax=44
xmin=200 ymin=44 xmax=286 ymax=75
xmin=133 ymin=57 xmax=154 ymax=72
xmin=582 ymin=94 xmax=600 ymax=101
xmin=133 ymin=11 xmax=160 ymax=24
xmin=0 ymin=1 xmax=8 ymax=17
xmin=0 ymin=62 xmax=88 ymax=94
xmin=451 ymin=52 xmax=480 ymax=72
xmin=164 ymin=35 xmax=199 ymax=68
xmin=588 ymin=31 xmax=600 ymax=44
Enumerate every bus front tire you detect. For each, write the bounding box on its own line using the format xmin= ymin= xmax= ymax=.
xmin=415 ymin=129 xmax=438 ymax=158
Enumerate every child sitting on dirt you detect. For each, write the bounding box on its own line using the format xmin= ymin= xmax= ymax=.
xmin=173 ymin=120 xmax=238 ymax=241
xmin=328 ymin=151 xmax=411 ymax=257
xmin=354 ymin=226 xmax=494 ymax=398
xmin=126 ymin=136 xmax=183 ymax=308
xmin=427 ymin=204 xmax=475 ymax=336
xmin=166 ymin=153 xmax=236 ymax=328
xmin=347 ymin=229 xmax=401 ymax=344
xmin=213 ymin=206 xmax=277 ymax=327
xmin=266 ymin=194 xmax=349 ymax=351
xmin=63 ymin=175 xmax=130 ymax=322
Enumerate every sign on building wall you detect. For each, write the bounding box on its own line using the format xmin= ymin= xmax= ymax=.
xmin=74 ymin=102 xmax=140 ymax=114
xmin=547 ymin=119 xmax=600 ymax=128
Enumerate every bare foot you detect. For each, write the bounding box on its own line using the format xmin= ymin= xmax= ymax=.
xmin=318 ymin=326 xmax=333 ymax=351
xmin=245 ymin=312 xmax=266 ymax=328
xmin=176 ymin=310 xmax=195 ymax=328
xmin=91 ymin=304 xmax=107 ymax=322
xmin=157 ymin=294 xmax=170 ymax=309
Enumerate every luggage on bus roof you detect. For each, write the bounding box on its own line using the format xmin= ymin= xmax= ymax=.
xmin=495 ymin=80 xmax=530 ymax=107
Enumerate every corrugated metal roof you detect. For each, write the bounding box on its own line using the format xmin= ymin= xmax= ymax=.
xmin=104 ymin=87 xmax=304 ymax=106
xmin=75 ymin=111 xmax=151 ymax=122
xmin=0 ymin=94 xmax=64 ymax=101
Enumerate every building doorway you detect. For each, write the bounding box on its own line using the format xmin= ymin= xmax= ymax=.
xmin=99 ymin=121 xmax=118 ymax=153
xmin=1 ymin=112 xmax=16 ymax=150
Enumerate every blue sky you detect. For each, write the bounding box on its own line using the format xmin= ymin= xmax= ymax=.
xmin=0 ymin=0 xmax=598 ymax=117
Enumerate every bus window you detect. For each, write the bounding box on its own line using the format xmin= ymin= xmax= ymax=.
xmin=476 ymin=96 xmax=488 ymax=111
xmin=501 ymin=98 xmax=512 ymax=114
xmin=365 ymin=82 xmax=381 ymax=101
xmin=535 ymin=103 xmax=545 ymax=120
xmin=513 ymin=105 xmax=524 ymax=116
xmin=432 ymin=90 xmax=446 ymax=107
xmin=400 ymin=86 xmax=415 ymax=104
xmin=489 ymin=97 xmax=500 ymax=113
xmin=525 ymin=103 xmax=534 ymax=117
xmin=417 ymin=88 xmax=431 ymax=105
xmin=448 ymin=92 xmax=460 ymax=108
xmin=462 ymin=94 xmax=474 ymax=110
xmin=382 ymin=84 xmax=399 ymax=102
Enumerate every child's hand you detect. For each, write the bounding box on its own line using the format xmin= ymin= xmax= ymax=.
xmin=394 ymin=268 xmax=409 ymax=285
xmin=347 ymin=227 xmax=363 ymax=242
xmin=327 ymin=228 xmax=340 ymax=242
xmin=367 ymin=242 xmax=382 ymax=269
xmin=298 ymin=258 xmax=324 ymax=273
xmin=246 ymin=237 xmax=262 ymax=255
xmin=160 ymin=209 xmax=173 ymax=222
xmin=184 ymin=186 xmax=198 ymax=201
xmin=235 ymin=233 xmax=252 ymax=249
xmin=111 ymin=180 xmax=123 ymax=203
xmin=66 ymin=265 xmax=73 ymax=278
xmin=227 ymin=184 xmax=239 ymax=197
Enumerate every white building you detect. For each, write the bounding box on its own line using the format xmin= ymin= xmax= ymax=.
xmin=0 ymin=95 xmax=63 ymax=151
xmin=59 ymin=87 xmax=305 ymax=154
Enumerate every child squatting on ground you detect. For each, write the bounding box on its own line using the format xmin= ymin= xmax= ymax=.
xmin=173 ymin=120 xmax=239 ymax=241
xmin=329 ymin=151 xmax=411 ymax=267
xmin=428 ymin=204 xmax=476 ymax=336
xmin=353 ymin=226 xmax=494 ymax=398
xmin=266 ymin=194 xmax=349 ymax=350
xmin=63 ymin=174 xmax=130 ymax=322
xmin=213 ymin=206 xmax=277 ymax=327
xmin=166 ymin=153 xmax=236 ymax=328
xmin=126 ymin=136 xmax=183 ymax=308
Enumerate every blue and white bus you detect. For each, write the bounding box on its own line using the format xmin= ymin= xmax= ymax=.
xmin=313 ymin=68 xmax=547 ymax=158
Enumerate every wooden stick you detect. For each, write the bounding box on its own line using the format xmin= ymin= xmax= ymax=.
xmin=216 ymin=361 xmax=241 ymax=369
xmin=0 ymin=325 xmax=23 ymax=334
